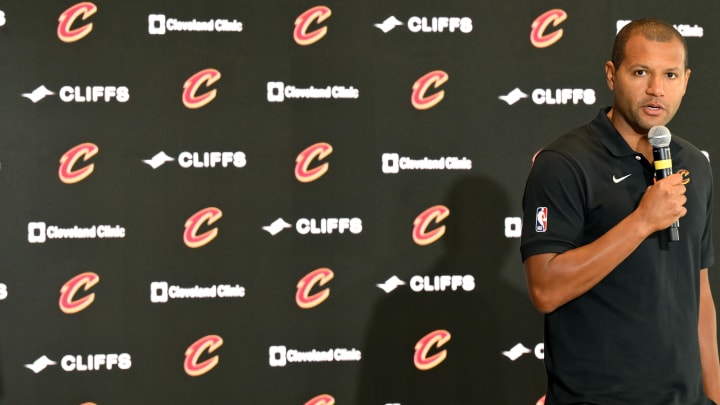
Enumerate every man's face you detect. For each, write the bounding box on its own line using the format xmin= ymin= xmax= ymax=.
xmin=605 ymin=34 xmax=690 ymax=136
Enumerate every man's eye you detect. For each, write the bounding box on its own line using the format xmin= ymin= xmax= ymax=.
xmin=634 ymin=70 xmax=647 ymax=76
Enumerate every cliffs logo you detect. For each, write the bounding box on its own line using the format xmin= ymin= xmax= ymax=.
xmin=184 ymin=335 xmax=223 ymax=377
xmin=413 ymin=205 xmax=450 ymax=246
xmin=25 ymin=353 xmax=131 ymax=373
xmin=59 ymin=272 xmax=99 ymax=314
xmin=412 ymin=70 xmax=448 ymax=110
xmin=414 ymin=329 xmax=451 ymax=370
xmin=143 ymin=151 xmax=247 ymax=169
xmin=502 ymin=342 xmax=544 ymax=361
xmin=375 ymin=16 xmax=472 ymax=34
xmin=183 ymin=68 xmax=221 ymax=109
xmin=378 ymin=275 xmax=475 ymax=293
xmin=22 ymin=85 xmax=129 ymax=103
xmin=263 ymin=217 xmax=363 ymax=236
xmin=296 ymin=268 xmax=334 ymax=309
xmin=296 ymin=142 xmax=332 ymax=183
xmin=294 ymin=6 xmax=331 ymax=46
xmin=305 ymin=394 xmax=335 ymax=405
xmin=58 ymin=2 xmax=97 ymax=43
xmin=183 ymin=207 xmax=223 ymax=248
xmin=530 ymin=9 xmax=567 ymax=48
xmin=499 ymin=87 xmax=596 ymax=106
xmin=59 ymin=143 xmax=98 ymax=184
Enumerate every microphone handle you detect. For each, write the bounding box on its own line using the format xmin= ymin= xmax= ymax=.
xmin=652 ymin=146 xmax=680 ymax=242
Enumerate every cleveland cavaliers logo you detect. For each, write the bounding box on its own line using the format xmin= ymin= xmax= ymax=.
xmin=184 ymin=335 xmax=223 ymax=376
xmin=294 ymin=6 xmax=332 ymax=46
xmin=58 ymin=2 xmax=97 ymax=43
xmin=414 ymin=329 xmax=451 ymax=370
xmin=411 ymin=70 xmax=448 ymax=110
xmin=678 ymin=169 xmax=691 ymax=185
xmin=530 ymin=9 xmax=567 ymax=48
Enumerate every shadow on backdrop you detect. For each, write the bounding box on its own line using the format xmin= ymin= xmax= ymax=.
xmin=357 ymin=175 xmax=545 ymax=405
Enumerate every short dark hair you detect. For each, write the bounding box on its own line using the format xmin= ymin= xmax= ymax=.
xmin=611 ymin=18 xmax=688 ymax=69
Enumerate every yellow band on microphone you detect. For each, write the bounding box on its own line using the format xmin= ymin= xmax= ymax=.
xmin=654 ymin=159 xmax=672 ymax=170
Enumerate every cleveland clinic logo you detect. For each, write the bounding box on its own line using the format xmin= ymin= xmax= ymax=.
xmin=382 ymin=153 xmax=472 ymax=174
xmin=616 ymin=20 xmax=703 ymax=37
xmin=375 ymin=15 xmax=472 ymax=33
xmin=268 ymin=345 xmax=361 ymax=367
xmin=267 ymin=82 xmax=359 ymax=102
xmin=28 ymin=222 xmax=126 ymax=243
xmin=150 ymin=281 xmax=246 ymax=303
xmin=148 ymin=14 xmax=243 ymax=34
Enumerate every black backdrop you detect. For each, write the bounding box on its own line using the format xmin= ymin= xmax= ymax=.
xmin=1 ymin=1 xmax=719 ymax=404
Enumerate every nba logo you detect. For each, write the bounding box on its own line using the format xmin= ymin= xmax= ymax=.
xmin=535 ymin=207 xmax=548 ymax=232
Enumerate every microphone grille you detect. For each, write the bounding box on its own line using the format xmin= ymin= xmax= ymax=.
xmin=648 ymin=125 xmax=671 ymax=148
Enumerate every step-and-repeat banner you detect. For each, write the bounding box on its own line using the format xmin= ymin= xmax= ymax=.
xmin=1 ymin=1 xmax=719 ymax=404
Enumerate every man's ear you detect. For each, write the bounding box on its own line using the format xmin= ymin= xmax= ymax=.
xmin=605 ymin=61 xmax=616 ymax=91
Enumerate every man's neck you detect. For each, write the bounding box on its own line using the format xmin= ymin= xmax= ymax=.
xmin=607 ymin=108 xmax=653 ymax=162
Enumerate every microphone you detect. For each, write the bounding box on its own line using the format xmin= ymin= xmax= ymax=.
xmin=648 ymin=125 xmax=680 ymax=242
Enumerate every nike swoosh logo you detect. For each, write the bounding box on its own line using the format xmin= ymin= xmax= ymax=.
xmin=613 ymin=174 xmax=632 ymax=183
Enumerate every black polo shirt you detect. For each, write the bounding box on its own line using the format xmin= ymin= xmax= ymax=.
xmin=521 ymin=108 xmax=714 ymax=404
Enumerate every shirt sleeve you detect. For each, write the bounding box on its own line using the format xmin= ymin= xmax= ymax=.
xmin=700 ymin=158 xmax=714 ymax=270
xmin=520 ymin=149 xmax=587 ymax=261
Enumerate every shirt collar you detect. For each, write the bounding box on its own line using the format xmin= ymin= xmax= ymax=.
xmin=589 ymin=107 xmax=684 ymax=157
xmin=590 ymin=107 xmax=637 ymax=157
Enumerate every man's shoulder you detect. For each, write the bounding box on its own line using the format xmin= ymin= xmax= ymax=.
xmin=672 ymin=133 xmax=711 ymax=167
xmin=540 ymin=123 xmax=598 ymax=158
xmin=673 ymin=133 xmax=705 ymax=155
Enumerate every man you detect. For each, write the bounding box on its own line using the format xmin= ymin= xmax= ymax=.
xmin=521 ymin=19 xmax=720 ymax=404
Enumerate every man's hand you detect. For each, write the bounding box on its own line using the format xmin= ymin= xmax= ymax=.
xmin=634 ymin=172 xmax=687 ymax=234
